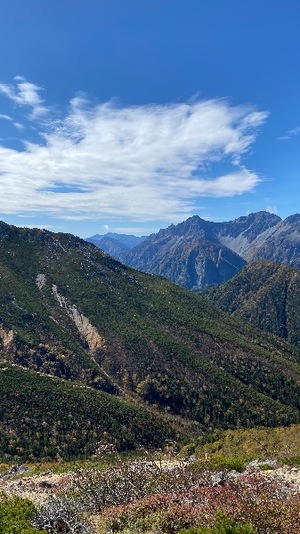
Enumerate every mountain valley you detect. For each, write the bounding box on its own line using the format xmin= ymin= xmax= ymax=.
xmin=1 ymin=219 xmax=300 ymax=533
xmin=1 ymin=221 xmax=300 ymax=461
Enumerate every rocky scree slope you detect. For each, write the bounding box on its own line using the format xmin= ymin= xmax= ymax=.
xmin=242 ymin=213 xmax=300 ymax=266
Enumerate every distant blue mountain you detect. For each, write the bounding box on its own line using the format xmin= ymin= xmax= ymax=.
xmin=86 ymin=232 xmax=148 ymax=257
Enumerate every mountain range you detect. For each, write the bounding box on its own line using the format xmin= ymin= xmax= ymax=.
xmin=86 ymin=232 xmax=147 ymax=260
xmin=87 ymin=211 xmax=300 ymax=290
xmin=1 ymin=221 xmax=300 ymax=460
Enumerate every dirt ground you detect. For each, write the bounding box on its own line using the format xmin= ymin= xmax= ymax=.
xmin=0 ymin=471 xmax=73 ymax=503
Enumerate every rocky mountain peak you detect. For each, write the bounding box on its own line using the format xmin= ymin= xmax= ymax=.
xmin=284 ymin=213 xmax=300 ymax=225
xmin=86 ymin=211 xmax=300 ymax=291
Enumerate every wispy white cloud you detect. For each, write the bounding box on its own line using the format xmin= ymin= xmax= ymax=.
xmin=0 ymin=81 xmax=268 ymax=224
xmin=0 ymin=113 xmax=24 ymax=131
xmin=0 ymin=113 xmax=13 ymax=121
xmin=278 ymin=126 xmax=300 ymax=141
xmin=0 ymin=76 xmax=47 ymax=118
xmin=12 ymin=122 xmax=25 ymax=131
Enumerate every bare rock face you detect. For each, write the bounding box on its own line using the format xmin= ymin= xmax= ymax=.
xmin=52 ymin=285 xmax=106 ymax=352
xmin=244 ymin=214 xmax=300 ymax=267
xmin=36 ymin=273 xmax=46 ymax=290
xmin=216 ymin=211 xmax=281 ymax=258
xmin=69 ymin=305 xmax=105 ymax=352
xmin=0 ymin=325 xmax=14 ymax=349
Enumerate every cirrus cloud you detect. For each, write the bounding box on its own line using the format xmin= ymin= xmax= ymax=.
xmin=0 ymin=76 xmax=47 ymax=118
xmin=0 ymin=78 xmax=268 ymax=224
xmin=278 ymin=126 xmax=300 ymax=141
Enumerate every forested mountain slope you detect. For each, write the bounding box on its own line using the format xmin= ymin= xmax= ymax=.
xmin=0 ymin=363 xmax=174 ymax=461
xmin=204 ymin=260 xmax=300 ymax=348
xmin=0 ymin=221 xmax=300 ymax=447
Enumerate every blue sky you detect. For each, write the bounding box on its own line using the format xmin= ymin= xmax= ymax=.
xmin=0 ymin=0 xmax=300 ymax=237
